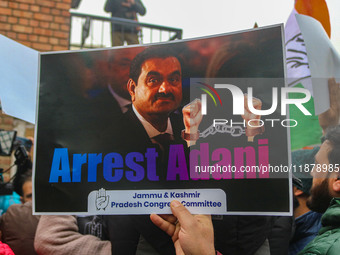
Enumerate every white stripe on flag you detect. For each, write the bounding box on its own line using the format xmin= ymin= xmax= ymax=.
xmin=285 ymin=9 xmax=313 ymax=95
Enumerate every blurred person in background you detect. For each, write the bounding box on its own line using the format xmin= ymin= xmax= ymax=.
xmin=0 ymin=171 xmax=40 ymax=255
xmin=298 ymin=125 xmax=340 ymax=255
xmin=289 ymin=149 xmax=322 ymax=255
xmin=104 ymin=0 xmax=146 ymax=46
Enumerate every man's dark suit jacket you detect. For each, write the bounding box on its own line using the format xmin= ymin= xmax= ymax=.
xmin=103 ymin=106 xmax=186 ymax=255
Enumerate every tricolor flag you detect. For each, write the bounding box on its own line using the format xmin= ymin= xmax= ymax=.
xmin=285 ymin=0 xmax=331 ymax=150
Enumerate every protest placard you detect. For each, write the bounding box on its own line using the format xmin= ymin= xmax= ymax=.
xmin=34 ymin=24 xmax=292 ymax=215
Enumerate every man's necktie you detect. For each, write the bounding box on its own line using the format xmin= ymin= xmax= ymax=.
xmin=152 ymin=133 xmax=173 ymax=153
xmin=152 ymin=133 xmax=174 ymax=170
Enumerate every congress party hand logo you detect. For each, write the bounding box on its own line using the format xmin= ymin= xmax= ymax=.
xmin=95 ymin=188 xmax=109 ymax=211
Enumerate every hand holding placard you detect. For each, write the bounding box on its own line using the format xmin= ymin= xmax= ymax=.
xmin=242 ymin=94 xmax=264 ymax=142
xmin=150 ymin=200 xmax=215 ymax=255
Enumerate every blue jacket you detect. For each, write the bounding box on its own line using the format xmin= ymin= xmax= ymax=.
xmin=289 ymin=211 xmax=322 ymax=255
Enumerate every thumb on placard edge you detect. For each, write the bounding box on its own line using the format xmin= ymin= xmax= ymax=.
xmin=170 ymin=200 xmax=193 ymax=226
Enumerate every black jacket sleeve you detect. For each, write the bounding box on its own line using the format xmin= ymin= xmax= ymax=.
xmin=132 ymin=0 xmax=146 ymax=16
xmin=104 ymin=0 xmax=146 ymax=16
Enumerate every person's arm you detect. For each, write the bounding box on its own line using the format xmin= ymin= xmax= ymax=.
xmin=182 ymin=99 xmax=203 ymax=147
xmin=121 ymin=0 xmax=146 ymax=15
xmin=104 ymin=0 xmax=113 ymax=12
xmin=34 ymin=215 xmax=111 ymax=255
xmin=242 ymin=94 xmax=264 ymax=142
xmin=150 ymin=200 xmax=215 ymax=255
xmin=318 ymin=78 xmax=340 ymax=134
xmin=131 ymin=0 xmax=146 ymax=16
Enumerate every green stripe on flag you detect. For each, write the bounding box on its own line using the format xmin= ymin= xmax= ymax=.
xmin=289 ymin=83 xmax=322 ymax=150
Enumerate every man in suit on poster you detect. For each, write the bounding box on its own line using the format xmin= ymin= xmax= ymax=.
xmin=104 ymin=46 xmax=269 ymax=255
xmin=103 ymin=46 xmax=203 ymax=255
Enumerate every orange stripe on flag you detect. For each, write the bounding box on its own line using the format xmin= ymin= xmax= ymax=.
xmin=295 ymin=0 xmax=331 ymax=37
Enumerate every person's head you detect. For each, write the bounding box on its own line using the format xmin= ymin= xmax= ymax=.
xmin=127 ymin=47 xmax=183 ymax=120
xmin=307 ymin=126 xmax=340 ymax=213
xmin=107 ymin=48 xmax=142 ymax=99
xmin=21 ymin=172 xmax=32 ymax=204
xmin=292 ymin=148 xmax=319 ymax=211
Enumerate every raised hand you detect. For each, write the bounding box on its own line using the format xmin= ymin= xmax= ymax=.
xmin=318 ymin=78 xmax=340 ymax=134
xmin=182 ymin=99 xmax=203 ymax=146
xmin=242 ymin=94 xmax=264 ymax=142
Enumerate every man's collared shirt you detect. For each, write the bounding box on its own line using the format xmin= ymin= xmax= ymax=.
xmin=132 ymin=105 xmax=174 ymax=141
